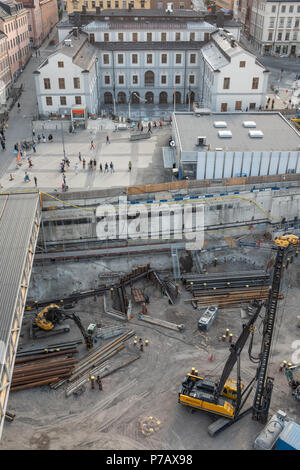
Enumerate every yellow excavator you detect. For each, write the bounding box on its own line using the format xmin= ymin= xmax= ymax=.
xmin=178 ymin=235 xmax=299 ymax=431
xmin=32 ymin=304 xmax=94 ymax=349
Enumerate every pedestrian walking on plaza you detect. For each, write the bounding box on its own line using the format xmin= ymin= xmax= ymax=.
xmin=32 ymin=128 xmax=35 ymax=137
xmin=34 ymin=176 xmax=37 ymax=187
xmin=106 ymin=135 xmax=110 ymax=144
xmin=48 ymin=133 xmax=53 ymax=142
xmin=17 ymin=102 xmax=21 ymax=112
xmin=62 ymin=173 xmax=66 ymax=185
xmin=78 ymin=152 xmax=82 ymax=162
xmin=154 ymin=121 xmax=157 ymax=128
xmin=271 ymin=102 xmax=274 ymax=110
xmin=159 ymin=121 xmax=162 ymax=128
xmin=74 ymin=162 xmax=79 ymax=175
xmin=82 ymin=158 xmax=86 ymax=169
xmin=35 ymin=50 xmax=38 ymax=58
xmin=1 ymin=140 xmax=5 ymax=150
xmin=93 ymin=158 xmax=97 ymax=170
xmin=37 ymin=134 xmax=41 ymax=143
xmin=90 ymin=140 xmax=95 ymax=150
xmin=128 ymin=161 xmax=132 ymax=172
xmin=148 ymin=122 xmax=152 ymax=133
xmin=42 ymin=134 xmax=46 ymax=143
xmin=110 ymin=161 xmax=114 ymax=173
xmin=66 ymin=158 xmax=70 ymax=168
xmin=140 ymin=125 xmax=143 ymax=133
xmin=137 ymin=122 xmax=140 ymax=130
xmin=89 ymin=159 xmax=93 ymax=170
xmin=99 ymin=162 xmax=103 ymax=172
xmin=104 ymin=162 xmax=109 ymax=173
xmin=24 ymin=171 xmax=30 ymax=182
xmin=32 ymin=142 xmax=36 ymax=153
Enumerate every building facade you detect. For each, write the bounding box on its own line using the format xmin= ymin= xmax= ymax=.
xmin=236 ymin=0 xmax=300 ymax=56
xmin=66 ymin=0 xmax=151 ymax=15
xmin=0 ymin=1 xmax=31 ymax=78
xmin=150 ymin=0 xmax=193 ymax=9
xmin=34 ymin=32 xmax=99 ymax=117
xmin=0 ymin=32 xmax=11 ymax=105
xmin=200 ymin=30 xmax=269 ymax=112
xmin=172 ymin=112 xmax=300 ymax=180
xmin=16 ymin=0 xmax=59 ymax=47
xmin=82 ymin=17 xmax=215 ymax=108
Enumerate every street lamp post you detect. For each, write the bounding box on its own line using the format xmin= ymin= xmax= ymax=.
xmin=61 ymin=121 xmax=66 ymax=161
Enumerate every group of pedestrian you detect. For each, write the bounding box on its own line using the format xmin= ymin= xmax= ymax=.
xmin=0 ymin=129 xmax=5 ymax=150
xmin=137 ymin=121 xmax=163 ymax=133
xmin=99 ymin=161 xmax=114 ymax=173
xmin=265 ymin=97 xmax=275 ymax=110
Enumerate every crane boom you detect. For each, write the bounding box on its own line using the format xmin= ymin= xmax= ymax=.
xmin=252 ymin=238 xmax=297 ymax=422
xmin=215 ymin=301 xmax=262 ymax=402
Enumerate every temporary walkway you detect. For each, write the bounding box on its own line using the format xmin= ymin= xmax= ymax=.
xmin=0 ymin=191 xmax=41 ymax=439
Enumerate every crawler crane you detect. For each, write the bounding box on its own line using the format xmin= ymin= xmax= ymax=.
xmin=178 ymin=235 xmax=299 ymax=435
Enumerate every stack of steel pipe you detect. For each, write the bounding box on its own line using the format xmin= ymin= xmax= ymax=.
xmin=51 ymin=329 xmax=135 ymax=390
xmin=183 ymin=271 xmax=270 ymax=293
xmin=11 ymin=349 xmax=78 ymax=391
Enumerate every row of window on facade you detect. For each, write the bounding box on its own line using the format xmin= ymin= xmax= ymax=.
xmin=7 ymin=31 xmax=29 ymax=51
xmin=223 ymin=76 xmax=259 ymax=90
xmin=43 ymin=77 xmax=81 ymax=90
xmin=0 ymin=57 xmax=9 ymax=72
xmin=82 ymin=0 xmax=149 ymax=8
xmin=4 ymin=16 xmax=27 ymax=35
xmin=101 ymin=52 xmax=197 ymax=65
xmin=267 ymin=31 xmax=298 ymax=42
xmin=90 ymin=32 xmax=209 ymax=44
xmin=269 ymin=4 xmax=300 ymax=14
xmin=103 ymin=71 xmax=196 ymax=86
xmin=10 ymin=45 xmax=29 ymax=65
xmin=45 ymin=96 xmax=82 ymax=106
xmin=269 ymin=17 xmax=300 ymax=29
xmin=220 ymin=102 xmax=257 ymax=112
xmin=103 ymin=90 xmax=195 ymax=104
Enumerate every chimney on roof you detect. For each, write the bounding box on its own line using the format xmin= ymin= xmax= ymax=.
xmin=216 ymin=11 xmax=225 ymax=28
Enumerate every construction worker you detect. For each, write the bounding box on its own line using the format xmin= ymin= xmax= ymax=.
xmin=90 ymin=376 xmax=95 ymax=390
xmin=96 ymin=375 xmax=103 ymax=391
xmin=142 ymin=303 xmax=148 ymax=315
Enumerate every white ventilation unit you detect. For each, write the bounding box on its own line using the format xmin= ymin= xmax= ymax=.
xmin=249 ymin=130 xmax=264 ymax=138
xmin=243 ymin=121 xmax=256 ymax=128
xmin=214 ymin=121 xmax=227 ymax=128
xmin=64 ymin=39 xmax=72 ymax=47
xmin=218 ymin=130 xmax=232 ymax=138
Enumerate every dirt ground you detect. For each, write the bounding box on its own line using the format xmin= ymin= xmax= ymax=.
xmin=0 ymin=249 xmax=299 ymax=450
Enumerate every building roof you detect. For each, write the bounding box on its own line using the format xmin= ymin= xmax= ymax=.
xmin=82 ymin=19 xmax=216 ymax=31
xmin=36 ymin=31 xmax=96 ymax=71
xmin=201 ymin=30 xmax=266 ymax=71
xmin=75 ymin=8 xmax=207 ymax=19
xmin=0 ymin=0 xmax=25 ymax=18
xmin=174 ymin=112 xmax=300 ymax=152
xmin=93 ymin=40 xmax=205 ymax=51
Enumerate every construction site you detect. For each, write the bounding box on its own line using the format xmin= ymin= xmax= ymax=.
xmin=0 ymin=175 xmax=300 ymax=451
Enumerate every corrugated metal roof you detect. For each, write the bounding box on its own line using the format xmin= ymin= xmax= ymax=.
xmin=0 ymin=192 xmax=39 ymax=344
